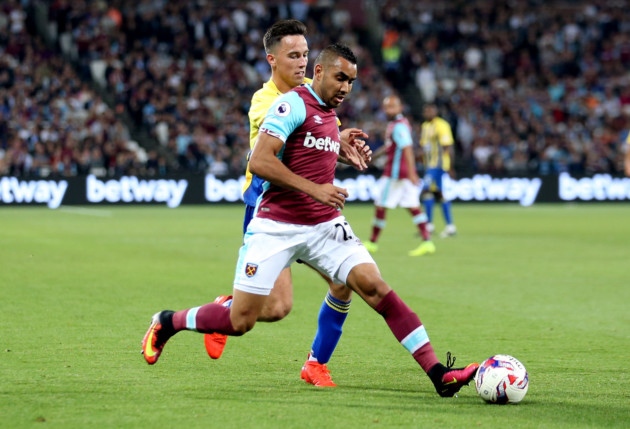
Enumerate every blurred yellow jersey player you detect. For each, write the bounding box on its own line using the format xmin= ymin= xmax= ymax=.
xmin=419 ymin=104 xmax=456 ymax=238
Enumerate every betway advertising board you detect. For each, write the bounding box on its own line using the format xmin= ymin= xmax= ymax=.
xmin=1 ymin=173 xmax=629 ymax=208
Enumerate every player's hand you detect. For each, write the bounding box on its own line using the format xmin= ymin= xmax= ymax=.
xmin=311 ymin=183 xmax=348 ymax=209
xmin=409 ymin=173 xmax=421 ymax=186
xmin=339 ymin=128 xmax=370 ymax=171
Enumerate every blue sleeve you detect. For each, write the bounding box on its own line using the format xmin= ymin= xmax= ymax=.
xmin=259 ymin=91 xmax=306 ymax=142
xmin=392 ymin=122 xmax=413 ymax=148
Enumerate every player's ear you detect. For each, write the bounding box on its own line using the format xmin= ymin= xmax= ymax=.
xmin=267 ymin=53 xmax=275 ymax=67
xmin=314 ymin=63 xmax=323 ymax=79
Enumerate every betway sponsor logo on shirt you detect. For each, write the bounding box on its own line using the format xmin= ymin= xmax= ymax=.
xmin=303 ymin=132 xmax=340 ymax=154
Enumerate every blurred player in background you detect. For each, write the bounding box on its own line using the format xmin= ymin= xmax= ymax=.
xmin=419 ymin=104 xmax=457 ymax=238
xmin=624 ymin=131 xmax=630 ymax=177
xmin=142 ymin=43 xmax=479 ymax=398
xmin=203 ymin=19 xmax=369 ymax=387
xmin=363 ymin=95 xmax=435 ymax=256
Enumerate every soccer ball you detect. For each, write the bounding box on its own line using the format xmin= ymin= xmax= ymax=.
xmin=474 ymin=354 xmax=529 ymax=404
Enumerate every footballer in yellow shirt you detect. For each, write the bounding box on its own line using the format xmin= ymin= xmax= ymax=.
xmin=419 ymin=103 xmax=457 ymax=237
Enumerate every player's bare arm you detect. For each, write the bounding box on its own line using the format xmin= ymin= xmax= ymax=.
xmin=403 ymin=146 xmax=420 ymax=185
xmin=250 ymin=132 xmax=349 ymax=208
xmin=369 ymin=145 xmax=387 ymax=163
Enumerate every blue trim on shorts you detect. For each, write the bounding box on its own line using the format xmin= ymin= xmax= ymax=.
xmin=243 ymin=204 xmax=256 ymax=235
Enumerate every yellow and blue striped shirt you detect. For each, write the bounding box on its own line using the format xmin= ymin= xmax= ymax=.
xmin=420 ymin=117 xmax=454 ymax=171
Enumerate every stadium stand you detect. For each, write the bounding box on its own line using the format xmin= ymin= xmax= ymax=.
xmin=1 ymin=0 xmax=629 ymax=178
xmin=0 ymin=0 xmax=147 ymax=177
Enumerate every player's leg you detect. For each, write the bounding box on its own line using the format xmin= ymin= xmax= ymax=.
xmin=420 ymin=172 xmax=436 ymax=232
xmin=364 ymin=205 xmax=385 ymax=254
xmin=318 ymin=220 xmax=477 ymax=398
xmin=439 ymin=200 xmax=456 ymax=237
xmin=403 ymin=179 xmax=436 ymax=256
xmin=301 ymin=270 xmax=352 ymax=387
xmin=435 ymin=172 xmax=456 ymax=238
xmin=407 ymin=206 xmax=436 ymax=256
xmin=205 ymin=203 xmax=258 ymax=359
xmin=344 ymin=263 xmax=478 ymax=397
xmin=364 ymin=177 xmax=392 ymax=254
xmin=206 ymin=263 xmax=294 ymax=358
xmin=257 ymin=266 xmax=293 ymax=321
xmin=198 ymin=219 xmax=299 ymax=358
xmin=409 ymin=207 xmax=431 ymax=241
xmin=142 ymin=290 xmax=265 ymax=365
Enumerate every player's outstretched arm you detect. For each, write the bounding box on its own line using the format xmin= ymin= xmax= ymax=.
xmin=339 ymin=128 xmax=371 ymax=170
xmin=250 ymin=132 xmax=349 ymax=209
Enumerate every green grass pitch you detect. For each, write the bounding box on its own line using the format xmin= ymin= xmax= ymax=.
xmin=1 ymin=203 xmax=628 ymax=428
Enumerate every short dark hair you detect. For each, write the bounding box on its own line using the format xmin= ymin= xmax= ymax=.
xmin=315 ymin=43 xmax=357 ymax=67
xmin=263 ymin=19 xmax=308 ymax=54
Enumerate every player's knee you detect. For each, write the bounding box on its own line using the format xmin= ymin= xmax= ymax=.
xmin=328 ymin=282 xmax=352 ymax=301
xmin=259 ymin=300 xmax=292 ymax=322
xmin=229 ymin=315 xmax=257 ymax=335
xmin=258 ymin=272 xmax=293 ymax=321
xmin=346 ymin=264 xmax=390 ymax=304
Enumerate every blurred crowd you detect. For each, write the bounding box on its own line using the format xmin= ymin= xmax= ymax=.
xmin=381 ymin=0 xmax=630 ymax=176
xmin=0 ymin=0 xmax=149 ymax=177
xmin=1 ymin=0 xmax=629 ymax=178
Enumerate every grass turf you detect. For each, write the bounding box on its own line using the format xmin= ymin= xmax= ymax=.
xmin=1 ymin=203 xmax=628 ymax=428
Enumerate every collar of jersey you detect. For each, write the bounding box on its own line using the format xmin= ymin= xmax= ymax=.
xmin=268 ymin=77 xmax=313 ymax=96
xmin=302 ymin=83 xmax=326 ymax=106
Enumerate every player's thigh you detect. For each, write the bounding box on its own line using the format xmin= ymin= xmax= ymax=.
xmin=270 ymin=266 xmax=293 ymax=303
xmin=259 ymin=266 xmax=293 ymax=321
xmin=398 ymin=179 xmax=421 ymax=208
xmin=428 ymin=168 xmax=445 ymax=191
xmin=305 ymin=217 xmax=374 ymax=285
xmin=300 ymin=261 xmax=352 ymax=301
xmin=376 ymin=177 xmax=401 ymax=209
xmin=423 ymin=169 xmax=441 ymax=193
xmin=344 ymin=262 xmax=392 ymax=309
xmin=230 ymin=289 xmax=270 ymax=332
xmin=234 ymin=218 xmax=300 ymax=295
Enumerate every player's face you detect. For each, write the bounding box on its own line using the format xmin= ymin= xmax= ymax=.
xmin=316 ymin=57 xmax=357 ymax=109
xmin=269 ymin=35 xmax=309 ymax=93
xmin=382 ymin=96 xmax=401 ymax=119
xmin=423 ymin=105 xmax=437 ymax=120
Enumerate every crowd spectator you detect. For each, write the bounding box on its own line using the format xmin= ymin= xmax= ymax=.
xmin=44 ymin=0 xmax=395 ymax=177
xmin=382 ymin=0 xmax=630 ymax=176
xmin=0 ymin=0 xmax=146 ymax=178
xmin=2 ymin=0 xmax=630 ymax=179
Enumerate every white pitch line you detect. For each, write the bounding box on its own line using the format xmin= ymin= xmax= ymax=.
xmin=58 ymin=206 xmax=113 ymax=217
